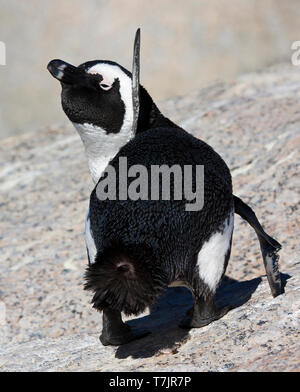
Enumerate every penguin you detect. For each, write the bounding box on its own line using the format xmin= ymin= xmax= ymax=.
xmin=47 ymin=29 xmax=282 ymax=346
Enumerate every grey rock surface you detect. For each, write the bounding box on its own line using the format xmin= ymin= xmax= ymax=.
xmin=0 ymin=63 xmax=299 ymax=371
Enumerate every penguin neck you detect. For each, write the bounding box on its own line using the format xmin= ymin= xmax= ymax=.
xmin=72 ymin=86 xmax=178 ymax=184
xmin=72 ymin=121 xmax=132 ymax=184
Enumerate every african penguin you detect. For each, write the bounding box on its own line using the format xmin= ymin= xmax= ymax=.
xmin=48 ymin=29 xmax=282 ymax=346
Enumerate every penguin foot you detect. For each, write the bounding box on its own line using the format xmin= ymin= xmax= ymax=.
xmin=179 ymin=305 xmax=231 ymax=329
xmin=100 ymin=324 xmax=150 ymax=346
xmin=100 ymin=308 xmax=150 ymax=346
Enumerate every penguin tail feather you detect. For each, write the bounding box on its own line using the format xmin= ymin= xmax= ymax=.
xmin=233 ymin=195 xmax=282 ymax=297
xmin=84 ymin=243 xmax=168 ymax=316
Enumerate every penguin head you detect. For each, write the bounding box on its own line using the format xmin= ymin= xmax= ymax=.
xmin=47 ymin=59 xmax=135 ymax=134
xmin=47 ymin=28 xmax=141 ymax=138
xmin=47 ymin=30 xmax=167 ymax=184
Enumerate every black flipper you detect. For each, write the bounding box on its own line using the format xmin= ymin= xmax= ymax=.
xmin=233 ymin=195 xmax=282 ymax=297
xmin=131 ymin=28 xmax=140 ymax=137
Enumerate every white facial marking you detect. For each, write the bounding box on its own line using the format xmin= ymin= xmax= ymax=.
xmin=197 ymin=210 xmax=234 ymax=292
xmin=85 ymin=208 xmax=97 ymax=264
xmin=87 ymin=63 xmax=133 ymax=134
xmin=72 ymin=63 xmax=134 ymax=184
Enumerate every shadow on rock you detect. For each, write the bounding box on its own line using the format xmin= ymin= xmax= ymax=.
xmin=279 ymin=272 xmax=291 ymax=293
xmin=216 ymin=272 xmax=290 ymax=309
xmin=115 ymin=272 xmax=288 ymax=359
xmin=115 ymin=286 xmax=193 ymax=359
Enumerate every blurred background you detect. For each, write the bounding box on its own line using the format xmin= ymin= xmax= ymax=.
xmin=0 ymin=0 xmax=299 ymax=139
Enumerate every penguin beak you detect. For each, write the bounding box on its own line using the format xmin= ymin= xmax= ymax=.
xmin=47 ymin=59 xmax=85 ymax=85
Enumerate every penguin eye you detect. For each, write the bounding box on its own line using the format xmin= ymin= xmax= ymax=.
xmin=88 ymin=69 xmax=114 ymax=91
xmin=100 ymin=82 xmax=112 ymax=91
